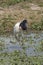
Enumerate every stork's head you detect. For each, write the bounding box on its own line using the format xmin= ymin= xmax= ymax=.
xmin=19 ymin=19 xmax=28 ymax=30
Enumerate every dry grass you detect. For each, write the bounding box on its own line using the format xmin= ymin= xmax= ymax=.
xmin=0 ymin=1 xmax=43 ymax=34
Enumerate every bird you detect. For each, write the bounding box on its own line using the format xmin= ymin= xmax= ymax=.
xmin=13 ymin=19 xmax=28 ymax=40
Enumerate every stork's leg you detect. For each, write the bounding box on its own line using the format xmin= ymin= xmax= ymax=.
xmin=14 ymin=32 xmax=20 ymax=41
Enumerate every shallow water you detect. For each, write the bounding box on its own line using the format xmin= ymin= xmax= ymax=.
xmin=0 ymin=31 xmax=43 ymax=56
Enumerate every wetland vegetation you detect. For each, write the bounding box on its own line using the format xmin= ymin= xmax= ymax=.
xmin=0 ymin=32 xmax=43 ymax=65
xmin=0 ymin=0 xmax=43 ymax=65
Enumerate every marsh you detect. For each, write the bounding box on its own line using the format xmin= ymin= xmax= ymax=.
xmin=0 ymin=0 xmax=43 ymax=65
xmin=0 ymin=31 xmax=43 ymax=56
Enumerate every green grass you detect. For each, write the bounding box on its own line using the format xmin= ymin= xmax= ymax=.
xmin=0 ymin=0 xmax=43 ymax=7
xmin=0 ymin=50 xmax=43 ymax=65
xmin=0 ymin=0 xmax=24 ymax=7
xmin=0 ymin=15 xmax=14 ymax=34
xmin=30 ymin=19 xmax=43 ymax=30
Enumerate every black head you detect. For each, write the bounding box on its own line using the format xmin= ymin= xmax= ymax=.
xmin=22 ymin=19 xmax=27 ymax=23
xmin=19 ymin=19 xmax=27 ymax=30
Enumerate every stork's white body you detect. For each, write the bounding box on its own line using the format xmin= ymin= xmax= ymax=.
xmin=14 ymin=22 xmax=21 ymax=33
xmin=13 ymin=19 xmax=28 ymax=40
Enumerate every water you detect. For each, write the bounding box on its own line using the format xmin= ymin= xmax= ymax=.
xmin=0 ymin=31 xmax=43 ymax=56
